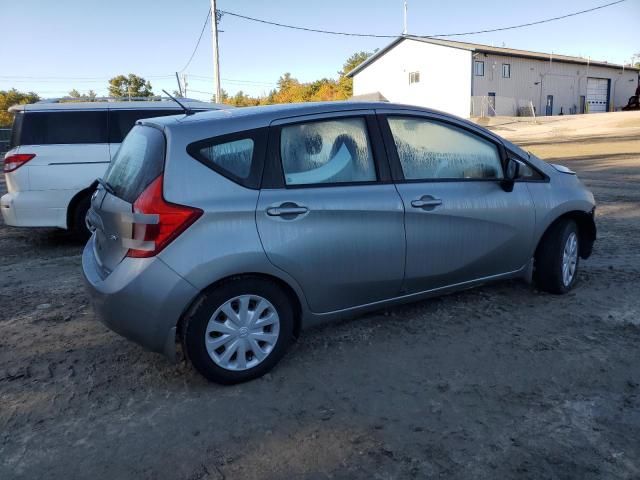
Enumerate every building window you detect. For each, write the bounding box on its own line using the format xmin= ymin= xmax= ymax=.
xmin=409 ymin=71 xmax=420 ymax=84
xmin=502 ymin=63 xmax=511 ymax=78
xmin=474 ymin=61 xmax=484 ymax=76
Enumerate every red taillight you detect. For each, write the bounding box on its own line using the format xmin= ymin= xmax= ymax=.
xmin=126 ymin=175 xmax=202 ymax=258
xmin=3 ymin=153 xmax=36 ymax=173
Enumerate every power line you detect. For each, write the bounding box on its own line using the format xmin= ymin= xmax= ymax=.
xmin=219 ymin=0 xmax=626 ymax=38
xmin=179 ymin=7 xmax=211 ymax=72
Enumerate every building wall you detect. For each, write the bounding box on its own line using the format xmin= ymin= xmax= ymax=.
xmin=353 ymin=39 xmax=472 ymax=118
xmin=472 ymin=53 xmax=639 ymax=116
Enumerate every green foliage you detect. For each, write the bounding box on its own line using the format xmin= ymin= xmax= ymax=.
xmin=66 ymin=89 xmax=98 ymax=101
xmin=223 ymin=51 xmax=373 ymax=107
xmin=108 ymin=74 xmax=153 ymax=98
xmin=0 ymin=89 xmax=40 ymax=127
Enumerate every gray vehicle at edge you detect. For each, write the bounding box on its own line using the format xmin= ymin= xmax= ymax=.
xmin=82 ymin=101 xmax=596 ymax=384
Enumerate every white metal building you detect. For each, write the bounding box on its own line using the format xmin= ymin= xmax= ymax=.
xmin=348 ymin=36 xmax=640 ymax=118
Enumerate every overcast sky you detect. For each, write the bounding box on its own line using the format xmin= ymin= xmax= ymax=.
xmin=1 ymin=0 xmax=638 ymax=100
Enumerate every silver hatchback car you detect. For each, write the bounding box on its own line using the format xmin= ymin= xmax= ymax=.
xmin=82 ymin=102 xmax=596 ymax=384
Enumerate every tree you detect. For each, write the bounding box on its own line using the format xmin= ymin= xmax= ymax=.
xmin=0 ymin=89 xmax=40 ymax=127
xmin=216 ymin=50 xmax=375 ymax=108
xmin=108 ymin=74 xmax=153 ymax=99
xmin=67 ymin=89 xmax=97 ymax=101
xmin=337 ymin=51 xmax=373 ymax=98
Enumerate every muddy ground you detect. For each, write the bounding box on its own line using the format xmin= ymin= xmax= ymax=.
xmin=1 ymin=112 xmax=639 ymax=479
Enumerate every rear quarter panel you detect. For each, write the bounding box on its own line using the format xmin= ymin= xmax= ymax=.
xmin=158 ymin=124 xmax=311 ymax=313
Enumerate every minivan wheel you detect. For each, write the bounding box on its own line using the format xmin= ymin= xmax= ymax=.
xmin=71 ymin=194 xmax=91 ymax=240
xmin=183 ymin=278 xmax=294 ymax=384
xmin=534 ymin=219 xmax=580 ymax=294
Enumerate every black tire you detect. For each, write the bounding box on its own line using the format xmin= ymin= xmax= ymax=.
xmin=534 ymin=219 xmax=580 ymax=294
xmin=183 ymin=277 xmax=294 ymax=384
xmin=71 ymin=195 xmax=91 ymax=241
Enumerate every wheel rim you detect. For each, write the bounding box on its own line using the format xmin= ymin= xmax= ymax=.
xmin=204 ymin=295 xmax=280 ymax=371
xmin=562 ymin=232 xmax=578 ymax=287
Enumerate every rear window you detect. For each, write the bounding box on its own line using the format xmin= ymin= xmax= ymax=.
xmin=108 ymin=109 xmax=183 ymax=143
xmin=187 ymin=128 xmax=267 ymax=189
xmin=15 ymin=111 xmax=108 ymax=145
xmin=104 ymin=125 xmax=165 ymax=203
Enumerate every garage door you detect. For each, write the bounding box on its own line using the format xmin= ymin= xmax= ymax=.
xmin=586 ymin=77 xmax=609 ymax=113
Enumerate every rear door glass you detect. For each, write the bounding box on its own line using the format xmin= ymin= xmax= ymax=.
xmin=17 ymin=111 xmax=108 ymax=145
xmin=108 ymin=109 xmax=182 ymax=143
xmin=104 ymin=125 xmax=165 ymax=203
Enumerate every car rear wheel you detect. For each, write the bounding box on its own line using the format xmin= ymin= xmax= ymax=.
xmin=534 ymin=219 xmax=580 ymax=294
xmin=183 ymin=278 xmax=294 ymax=384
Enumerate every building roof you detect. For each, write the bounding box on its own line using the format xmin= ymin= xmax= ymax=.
xmin=347 ymin=36 xmax=640 ymax=77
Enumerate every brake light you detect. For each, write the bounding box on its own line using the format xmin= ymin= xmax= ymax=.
xmin=126 ymin=175 xmax=202 ymax=258
xmin=3 ymin=153 xmax=36 ymax=173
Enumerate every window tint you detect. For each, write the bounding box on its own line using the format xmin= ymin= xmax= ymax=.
xmin=108 ymin=109 xmax=182 ymax=143
xmin=17 ymin=111 xmax=108 ymax=145
xmin=388 ymin=117 xmax=504 ymax=180
xmin=196 ymin=138 xmax=254 ymax=179
xmin=104 ymin=126 xmax=165 ymax=203
xmin=280 ymin=117 xmax=376 ymax=186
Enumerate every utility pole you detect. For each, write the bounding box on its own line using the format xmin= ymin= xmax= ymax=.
xmin=403 ymin=1 xmax=408 ymax=35
xmin=210 ymin=0 xmax=222 ymax=103
xmin=175 ymin=72 xmax=183 ymax=97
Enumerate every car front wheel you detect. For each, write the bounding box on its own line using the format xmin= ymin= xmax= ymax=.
xmin=534 ymin=219 xmax=580 ymax=294
xmin=183 ymin=278 xmax=294 ymax=384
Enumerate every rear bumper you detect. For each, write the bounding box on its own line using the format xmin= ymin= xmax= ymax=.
xmin=1 ymin=190 xmax=67 ymax=228
xmin=81 ymin=236 xmax=199 ymax=359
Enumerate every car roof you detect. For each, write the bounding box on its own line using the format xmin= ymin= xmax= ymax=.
xmin=8 ymin=100 xmax=228 ymax=113
xmin=138 ymin=101 xmax=508 ymax=148
xmin=142 ymin=101 xmax=446 ymax=129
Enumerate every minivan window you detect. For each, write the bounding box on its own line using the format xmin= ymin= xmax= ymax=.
xmin=108 ymin=109 xmax=183 ymax=143
xmin=17 ymin=111 xmax=108 ymax=145
xmin=280 ymin=117 xmax=376 ymax=186
xmin=104 ymin=125 xmax=165 ymax=203
xmin=388 ymin=117 xmax=504 ymax=180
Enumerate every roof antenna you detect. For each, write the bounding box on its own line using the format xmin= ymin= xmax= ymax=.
xmin=162 ymin=89 xmax=194 ymax=116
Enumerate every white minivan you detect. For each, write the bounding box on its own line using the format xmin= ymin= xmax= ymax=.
xmin=1 ymin=100 xmax=224 ymax=236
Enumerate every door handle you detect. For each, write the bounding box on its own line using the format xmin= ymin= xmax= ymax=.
xmin=266 ymin=205 xmax=309 ymax=217
xmin=411 ymin=198 xmax=442 ymax=209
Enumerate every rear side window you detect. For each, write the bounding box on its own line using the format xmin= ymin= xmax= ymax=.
xmin=196 ymin=138 xmax=254 ymax=179
xmin=187 ymin=128 xmax=267 ymax=189
xmin=16 ymin=111 xmax=108 ymax=145
xmin=104 ymin=125 xmax=165 ymax=203
xmin=108 ymin=109 xmax=182 ymax=143
xmin=280 ymin=117 xmax=377 ymax=186
xmin=8 ymin=112 xmax=24 ymax=149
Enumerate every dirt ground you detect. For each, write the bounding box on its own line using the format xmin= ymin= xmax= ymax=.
xmin=1 ymin=111 xmax=639 ymax=480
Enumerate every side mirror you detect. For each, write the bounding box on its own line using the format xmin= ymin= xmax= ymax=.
xmin=501 ymin=158 xmax=520 ymax=192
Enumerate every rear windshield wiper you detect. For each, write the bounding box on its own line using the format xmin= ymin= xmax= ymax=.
xmin=96 ymin=177 xmax=116 ymax=195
